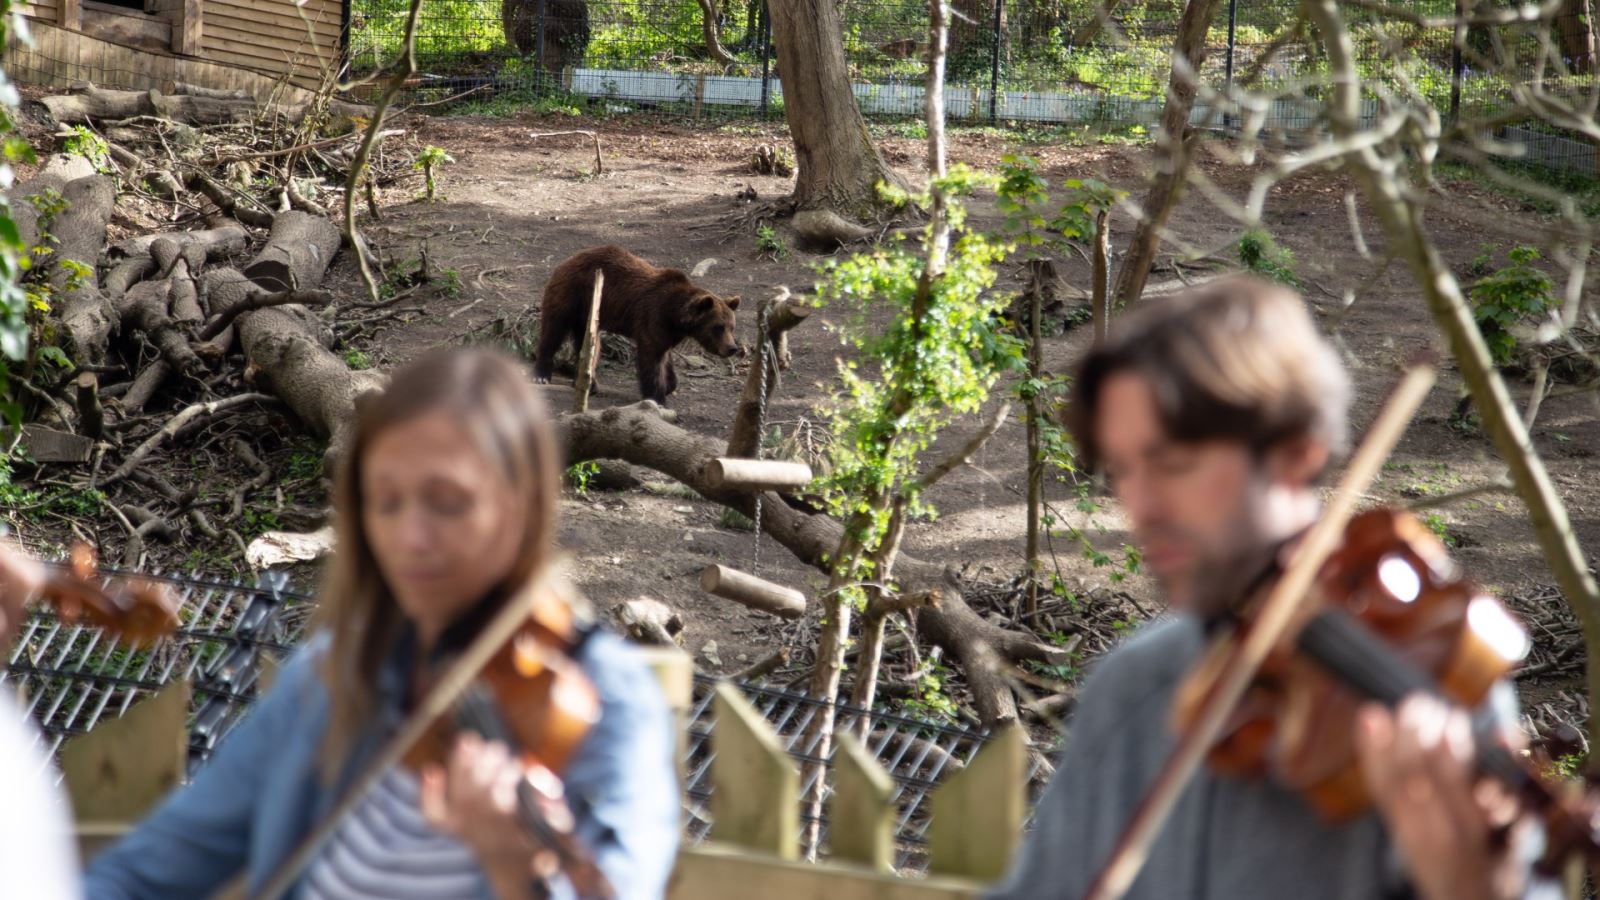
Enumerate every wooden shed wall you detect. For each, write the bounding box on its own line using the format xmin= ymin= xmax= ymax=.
xmin=202 ymin=0 xmax=341 ymax=86
xmin=4 ymin=18 xmax=325 ymax=102
xmin=7 ymin=0 xmax=341 ymax=92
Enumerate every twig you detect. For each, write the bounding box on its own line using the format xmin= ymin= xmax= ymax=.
xmin=344 ymin=0 xmax=425 ymax=303
xmin=403 ymin=85 xmax=492 ymax=109
xmin=526 ymin=130 xmax=606 ymax=174
xmin=101 ymin=393 xmax=277 ymax=486
xmin=1405 ymin=474 xmax=1516 ymax=512
xmin=230 ymin=438 xmax=273 ymax=521
xmin=913 ymin=401 xmax=1013 ymax=493
xmin=215 ymin=129 xmax=398 ymax=164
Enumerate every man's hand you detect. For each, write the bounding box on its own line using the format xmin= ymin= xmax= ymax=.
xmin=1355 ymin=693 xmax=1527 ymax=900
xmin=0 ymin=538 xmax=45 ymax=656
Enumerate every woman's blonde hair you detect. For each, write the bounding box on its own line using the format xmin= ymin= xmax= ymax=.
xmin=315 ymin=346 xmax=563 ymax=773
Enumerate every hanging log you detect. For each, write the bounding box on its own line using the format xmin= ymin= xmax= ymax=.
xmin=699 ymin=564 xmax=807 ymax=619
xmin=703 ymin=458 xmax=813 ymax=491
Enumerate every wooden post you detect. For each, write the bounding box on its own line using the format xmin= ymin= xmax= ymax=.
xmin=1092 ymin=208 xmax=1111 ymax=343
xmin=58 ymin=0 xmax=81 ymax=32
xmin=572 ymin=269 xmax=604 ymax=413
xmin=61 ymin=679 xmax=191 ymax=823
xmin=927 ymin=723 xmax=1026 ymax=882
xmin=704 ymin=458 xmax=813 ymax=491
xmin=1025 ymin=272 xmax=1044 ymax=618
xmin=829 ymin=731 xmax=895 ymax=872
xmin=700 ymin=564 xmax=807 ymax=619
xmin=171 ymin=0 xmax=202 ymax=56
xmin=636 ymin=644 xmax=694 ymax=789
xmin=711 ymin=681 xmax=799 ymax=858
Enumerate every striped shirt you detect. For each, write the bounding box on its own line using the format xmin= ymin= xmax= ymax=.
xmin=299 ymin=766 xmax=483 ymax=899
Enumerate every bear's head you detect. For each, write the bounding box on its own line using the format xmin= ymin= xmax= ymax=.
xmin=684 ymin=291 xmax=743 ymax=358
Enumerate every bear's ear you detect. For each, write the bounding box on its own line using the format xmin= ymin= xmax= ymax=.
xmin=691 ymin=293 xmax=717 ymax=313
xmin=724 ymin=294 xmax=742 ymax=310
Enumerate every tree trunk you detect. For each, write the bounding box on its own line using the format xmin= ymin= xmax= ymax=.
xmin=1559 ymin=0 xmax=1596 ymax=75
xmin=770 ymin=0 xmax=910 ymax=217
xmin=502 ymin=0 xmax=592 ymax=75
xmin=696 ymin=0 xmax=737 ymax=65
xmin=1111 ymin=0 xmax=1223 ymax=306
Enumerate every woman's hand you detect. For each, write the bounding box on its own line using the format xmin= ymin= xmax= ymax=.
xmin=419 ymin=732 xmax=570 ymax=900
xmin=1355 ymin=693 xmax=1529 ymax=900
xmin=0 ymin=537 xmax=45 ymax=655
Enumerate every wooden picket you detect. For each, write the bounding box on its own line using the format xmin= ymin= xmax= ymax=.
xmin=60 ymin=645 xmax=1023 ymax=899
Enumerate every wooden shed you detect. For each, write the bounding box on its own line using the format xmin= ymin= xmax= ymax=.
xmin=5 ymin=0 xmax=342 ymax=98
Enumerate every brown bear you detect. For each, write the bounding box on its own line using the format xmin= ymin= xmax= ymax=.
xmin=534 ymin=245 xmax=743 ymax=405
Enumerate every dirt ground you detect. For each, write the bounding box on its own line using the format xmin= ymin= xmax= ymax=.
xmin=293 ymin=109 xmax=1598 ymax=727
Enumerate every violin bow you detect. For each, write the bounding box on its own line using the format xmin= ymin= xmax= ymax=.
xmin=253 ymin=559 xmax=571 ymax=900
xmin=1080 ymin=356 xmax=1438 ymax=900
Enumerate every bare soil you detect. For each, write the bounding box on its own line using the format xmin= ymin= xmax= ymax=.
xmin=306 ymin=110 xmax=1598 ymax=724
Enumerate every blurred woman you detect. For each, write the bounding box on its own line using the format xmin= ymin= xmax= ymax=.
xmin=79 ymin=346 xmax=680 ymax=899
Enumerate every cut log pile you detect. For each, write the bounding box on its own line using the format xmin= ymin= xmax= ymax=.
xmin=4 ymin=83 xmax=410 ymax=565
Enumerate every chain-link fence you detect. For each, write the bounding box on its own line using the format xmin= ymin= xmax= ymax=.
xmin=342 ymin=0 xmax=1600 ymax=173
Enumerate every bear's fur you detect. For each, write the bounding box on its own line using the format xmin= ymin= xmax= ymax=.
xmin=534 ymin=245 xmax=743 ymax=404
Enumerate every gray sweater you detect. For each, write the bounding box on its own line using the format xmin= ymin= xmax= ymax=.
xmin=986 ymin=615 xmax=1551 ymax=900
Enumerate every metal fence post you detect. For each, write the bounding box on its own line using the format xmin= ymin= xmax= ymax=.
xmin=535 ymin=0 xmax=548 ymax=96
xmin=759 ymin=0 xmax=772 ymax=118
xmin=1449 ymin=0 xmax=1464 ymax=124
xmin=1223 ymin=0 xmax=1237 ymax=131
xmin=989 ymin=0 xmax=1004 ymax=123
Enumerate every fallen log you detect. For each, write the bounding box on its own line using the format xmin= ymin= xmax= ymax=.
xmin=31 ymin=85 xmax=378 ymax=131
xmin=50 ymin=175 xmax=119 ymax=365
xmin=111 ymin=222 xmax=249 ymax=260
xmin=561 ymin=403 xmax=1070 ymax=726
xmin=243 ymin=209 xmax=339 ymax=292
xmin=118 ymin=280 xmax=202 ymax=377
xmin=218 ymin=211 xmax=387 ymax=469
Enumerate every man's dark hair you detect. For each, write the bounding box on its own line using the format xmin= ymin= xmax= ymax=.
xmin=1067 ymin=275 xmax=1351 ymax=473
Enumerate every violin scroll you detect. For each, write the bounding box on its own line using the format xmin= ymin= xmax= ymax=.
xmin=39 ymin=543 xmax=181 ymax=647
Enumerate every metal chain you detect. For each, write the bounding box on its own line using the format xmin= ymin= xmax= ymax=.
xmin=752 ymin=301 xmax=771 ymax=576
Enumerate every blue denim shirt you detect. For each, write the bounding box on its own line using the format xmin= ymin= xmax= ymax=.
xmin=83 ymin=625 xmax=680 ymax=899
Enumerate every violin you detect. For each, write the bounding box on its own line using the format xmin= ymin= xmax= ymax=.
xmin=402 ymin=578 xmax=613 ymax=898
xmin=1171 ymin=506 xmax=1533 ymax=821
xmin=255 ymin=560 xmax=614 ymax=900
xmin=35 ymin=543 xmax=181 ymax=646
xmin=1083 ymin=359 xmax=1600 ymax=900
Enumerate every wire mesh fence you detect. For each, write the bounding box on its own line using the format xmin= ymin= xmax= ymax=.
xmin=1 ymin=564 xmax=311 ymax=780
xmin=340 ymin=0 xmax=1600 ymax=175
xmin=0 ymin=567 xmax=1024 ymax=872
